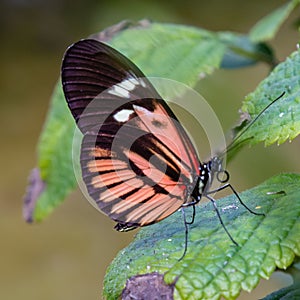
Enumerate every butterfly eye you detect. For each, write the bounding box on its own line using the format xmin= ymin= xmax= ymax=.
xmin=216 ymin=170 xmax=230 ymax=183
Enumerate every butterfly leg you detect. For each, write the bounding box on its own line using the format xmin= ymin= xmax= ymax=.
xmin=178 ymin=207 xmax=192 ymax=261
xmin=205 ymin=194 xmax=239 ymax=246
xmin=184 ymin=204 xmax=196 ymax=225
xmin=206 ymin=183 xmax=265 ymax=216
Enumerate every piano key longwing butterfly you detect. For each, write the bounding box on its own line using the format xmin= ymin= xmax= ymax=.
xmin=61 ymin=39 xmax=263 ymax=259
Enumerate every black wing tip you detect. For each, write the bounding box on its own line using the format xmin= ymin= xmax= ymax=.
xmin=62 ymin=39 xmax=116 ymax=64
xmin=61 ymin=39 xmax=105 ymax=77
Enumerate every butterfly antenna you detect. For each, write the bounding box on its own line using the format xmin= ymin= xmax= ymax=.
xmin=222 ymin=91 xmax=285 ymax=157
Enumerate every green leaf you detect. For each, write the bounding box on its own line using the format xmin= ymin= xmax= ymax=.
xmin=109 ymin=23 xmax=272 ymax=87
xmin=231 ymin=48 xmax=300 ymax=150
xmin=217 ymin=32 xmax=275 ymax=68
xmin=103 ymin=173 xmax=300 ymax=300
xmin=110 ymin=23 xmax=226 ymax=86
xmin=249 ymin=0 xmax=299 ymax=42
xmin=32 ymin=82 xmax=77 ymax=221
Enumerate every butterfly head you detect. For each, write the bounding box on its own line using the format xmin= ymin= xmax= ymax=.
xmin=209 ymin=156 xmax=230 ymax=184
xmin=198 ymin=156 xmax=229 ymax=196
xmin=209 ymin=156 xmax=223 ymax=173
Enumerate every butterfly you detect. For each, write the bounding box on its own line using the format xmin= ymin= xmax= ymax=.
xmin=61 ymin=39 xmax=263 ymax=259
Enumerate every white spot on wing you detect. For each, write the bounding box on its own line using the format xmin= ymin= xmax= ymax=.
xmin=140 ymin=79 xmax=146 ymax=87
xmin=108 ymin=85 xmax=130 ymax=98
xmin=119 ymin=79 xmax=136 ymax=91
xmin=133 ymin=104 xmax=152 ymax=115
xmin=128 ymin=77 xmax=139 ymax=85
xmin=108 ymin=77 xmax=147 ymax=98
xmin=113 ymin=109 xmax=134 ymax=122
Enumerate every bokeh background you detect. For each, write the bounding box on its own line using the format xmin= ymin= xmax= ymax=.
xmin=1 ymin=0 xmax=299 ymax=299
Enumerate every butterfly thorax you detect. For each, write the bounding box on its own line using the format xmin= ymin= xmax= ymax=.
xmin=192 ymin=156 xmax=224 ymax=201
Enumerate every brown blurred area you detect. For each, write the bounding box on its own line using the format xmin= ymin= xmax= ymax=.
xmin=0 ymin=0 xmax=298 ymax=299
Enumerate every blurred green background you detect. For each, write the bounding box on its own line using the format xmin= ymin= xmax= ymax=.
xmin=1 ymin=0 xmax=299 ymax=299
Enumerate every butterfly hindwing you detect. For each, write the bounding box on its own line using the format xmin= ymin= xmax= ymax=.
xmin=61 ymin=39 xmax=200 ymax=228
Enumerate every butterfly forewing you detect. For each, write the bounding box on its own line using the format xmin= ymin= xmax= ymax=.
xmin=62 ymin=39 xmax=200 ymax=228
xmin=62 ymin=39 xmax=159 ymax=132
